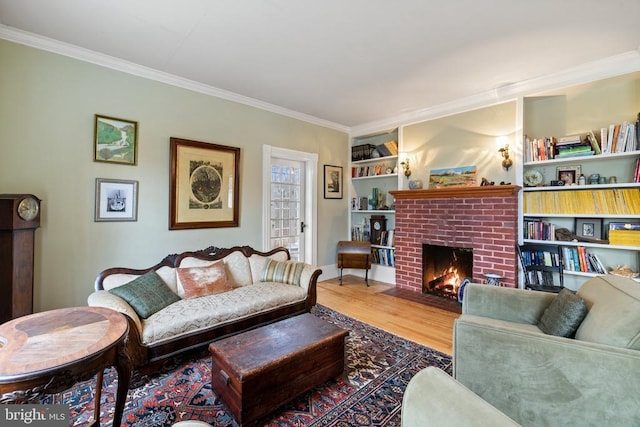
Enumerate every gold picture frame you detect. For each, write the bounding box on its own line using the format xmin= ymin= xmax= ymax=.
xmin=169 ymin=137 xmax=240 ymax=229
xmin=94 ymin=114 xmax=138 ymax=165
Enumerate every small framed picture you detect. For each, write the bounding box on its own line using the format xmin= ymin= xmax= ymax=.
xmin=557 ymin=165 xmax=581 ymax=185
xmin=94 ymin=114 xmax=138 ymax=165
xmin=95 ymin=178 xmax=138 ymax=222
xmin=575 ymin=217 xmax=603 ymax=240
xmin=324 ymin=165 xmax=343 ymax=199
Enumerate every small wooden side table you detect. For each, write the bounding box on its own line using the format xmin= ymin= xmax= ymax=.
xmin=0 ymin=306 xmax=130 ymax=427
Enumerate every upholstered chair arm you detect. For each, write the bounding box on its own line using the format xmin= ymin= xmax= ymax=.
xmin=463 ymin=283 xmax=555 ymax=325
xmin=87 ymin=290 xmax=143 ymax=335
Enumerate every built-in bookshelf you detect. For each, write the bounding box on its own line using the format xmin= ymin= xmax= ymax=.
xmin=521 ymin=72 xmax=640 ymax=288
xmin=349 ymin=128 xmax=400 ymax=276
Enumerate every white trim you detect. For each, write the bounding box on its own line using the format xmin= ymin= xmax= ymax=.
xmin=350 ymin=50 xmax=640 ymax=137
xmin=262 ymin=145 xmax=318 ymax=265
xmin=2 ymin=24 xmax=639 ymax=139
xmin=0 ymin=25 xmax=349 ymax=134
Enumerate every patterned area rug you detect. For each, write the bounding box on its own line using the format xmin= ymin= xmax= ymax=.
xmin=40 ymin=305 xmax=452 ymax=426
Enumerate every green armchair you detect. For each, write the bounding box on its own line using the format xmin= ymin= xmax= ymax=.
xmin=453 ymin=275 xmax=640 ymax=426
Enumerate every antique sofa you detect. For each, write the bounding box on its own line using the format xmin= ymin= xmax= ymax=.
xmin=88 ymin=246 xmax=321 ymax=371
xmin=452 ymin=275 xmax=640 ymax=426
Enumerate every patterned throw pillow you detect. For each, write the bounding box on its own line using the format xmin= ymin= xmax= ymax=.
xmin=109 ymin=270 xmax=180 ymax=319
xmin=176 ymin=260 xmax=233 ymax=299
xmin=538 ymin=288 xmax=588 ymax=337
xmin=261 ymin=259 xmax=305 ymax=286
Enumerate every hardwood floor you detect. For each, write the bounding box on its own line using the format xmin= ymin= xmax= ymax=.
xmin=317 ymin=275 xmax=460 ymax=355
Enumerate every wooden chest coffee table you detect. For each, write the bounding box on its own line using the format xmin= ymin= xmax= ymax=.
xmin=208 ymin=313 xmax=349 ymax=426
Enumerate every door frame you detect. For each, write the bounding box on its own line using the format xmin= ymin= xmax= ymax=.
xmin=262 ymin=145 xmax=318 ymax=265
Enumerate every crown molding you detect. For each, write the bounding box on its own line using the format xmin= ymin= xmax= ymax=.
xmin=0 ymin=25 xmax=350 ymax=134
xmin=351 ymin=50 xmax=640 ymax=137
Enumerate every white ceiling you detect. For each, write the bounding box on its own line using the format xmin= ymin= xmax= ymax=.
xmin=1 ymin=0 xmax=640 ymax=131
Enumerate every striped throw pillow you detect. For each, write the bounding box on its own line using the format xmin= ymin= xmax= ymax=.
xmin=261 ymin=259 xmax=305 ymax=286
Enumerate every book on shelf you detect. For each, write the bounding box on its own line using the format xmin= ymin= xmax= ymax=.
xmin=375 ymin=140 xmax=398 ymax=157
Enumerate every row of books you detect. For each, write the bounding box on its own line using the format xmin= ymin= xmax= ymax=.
xmin=350 ymin=227 xmax=395 ymax=247
xmin=524 ymin=114 xmax=640 ymax=162
xmin=519 ymin=249 xmax=561 ymax=268
xmin=371 ymin=247 xmax=395 ymax=266
xmin=599 ymin=120 xmax=639 ymax=154
xmin=352 ymin=162 xmax=396 ymax=178
xmin=519 ymin=246 xmax=607 ymax=274
xmin=351 ymin=144 xmax=377 ymax=161
xmin=375 ymin=140 xmax=398 ymax=157
xmin=562 ymin=246 xmax=607 ymax=274
xmin=523 ymin=218 xmax=556 ymax=241
xmin=523 ymin=188 xmax=640 ymax=215
xmin=351 ymin=225 xmax=369 ymax=242
xmin=378 ymin=229 xmax=395 ymax=247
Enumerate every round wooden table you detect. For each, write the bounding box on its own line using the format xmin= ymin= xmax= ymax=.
xmin=0 ymin=306 xmax=130 ymax=426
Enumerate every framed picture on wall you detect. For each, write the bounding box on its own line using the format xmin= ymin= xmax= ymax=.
xmin=94 ymin=115 xmax=138 ymax=165
xmin=95 ymin=178 xmax=138 ymax=221
xmin=169 ymin=137 xmax=240 ymax=229
xmin=324 ymin=165 xmax=343 ymax=199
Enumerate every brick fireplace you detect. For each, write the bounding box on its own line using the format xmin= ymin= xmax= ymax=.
xmin=389 ymin=185 xmax=521 ymax=292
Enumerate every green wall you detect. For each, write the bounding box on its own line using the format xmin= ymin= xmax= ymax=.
xmin=0 ymin=40 xmax=348 ymax=311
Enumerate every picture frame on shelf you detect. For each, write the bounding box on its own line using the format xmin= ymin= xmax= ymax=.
xmin=575 ymin=217 xmax=603 ymax=240
xmin=169 ymin=137 xmax=240 ymax=230
xmin=323 ymin=165 xmax=343 ymax=199
xmin=94 ymin=114 xmax=138 ymax=165
xmin=557 ymin=165 xmax=581 ymax=185
xmin=95 ymin=178 xmax=138 ymax=222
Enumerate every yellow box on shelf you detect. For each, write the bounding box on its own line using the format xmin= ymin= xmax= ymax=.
xmin=609 ymin=222 xmax=640 ymax=246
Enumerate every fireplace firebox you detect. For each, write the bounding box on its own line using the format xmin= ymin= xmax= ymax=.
xmin=422 ymin=244 xmax=473 ymax=300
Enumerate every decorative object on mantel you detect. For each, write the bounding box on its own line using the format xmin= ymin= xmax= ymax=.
xmin=609 ymin=265 xmax=639 ymax=278
xmin=428 ymin=165 xmax=477 ymax=188
xmin=408 ymin=179 xmax=423 ymax=189
xmin=498 ymin=143 xmax=513 ymax=170
xmin=480 ymin=177 xmax=495 ymax=186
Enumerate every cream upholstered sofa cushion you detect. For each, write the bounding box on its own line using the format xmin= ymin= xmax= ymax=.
xmin=141 ymin=282 xmax=307 ymax=345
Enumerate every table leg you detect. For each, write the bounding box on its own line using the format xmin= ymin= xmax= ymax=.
xmin=93 ymin=369 xmax=104 ymax=424
xmin=111 ymin=345 xmax=131 ymax=427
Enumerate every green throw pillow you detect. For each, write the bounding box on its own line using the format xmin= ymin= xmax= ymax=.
xmin=261 ymin=259 xmax=305 ymax=286
xmin=538 ymin=288 xmax=588 ymax=337
xmin=109 ymin=270 xmax=180 ymax=319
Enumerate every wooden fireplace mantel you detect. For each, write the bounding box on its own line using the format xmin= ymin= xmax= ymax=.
xmin=390 ymin=184 xmax=521 ymax=200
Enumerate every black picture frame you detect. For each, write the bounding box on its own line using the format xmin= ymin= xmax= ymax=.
xmin=323 ymin=165 xmax=343 ymax=199
xmin=575 ymin=217 xmax=603 ymax=240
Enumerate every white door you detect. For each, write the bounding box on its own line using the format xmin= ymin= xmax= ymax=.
xmin=269 ymin=158 xmax=305 ymax=261
xmin=263 ymin=146 xmax=317 ymax=264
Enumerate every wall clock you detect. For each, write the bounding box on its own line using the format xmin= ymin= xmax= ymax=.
xmin=0 ymin=194 xmax=41 ymax=323
xmin=524 ymin=170 xmax=543 ymax=187
xmin=369 ymin=215 xmax=386 ymax=245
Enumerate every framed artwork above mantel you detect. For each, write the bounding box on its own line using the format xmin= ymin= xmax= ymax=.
xmin=169 ymin=137 xmax=240 ymax=230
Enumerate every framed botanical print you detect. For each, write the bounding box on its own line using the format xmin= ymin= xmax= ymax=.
xmin=94 ymin=114 xmax=138 ymax=165
xmin=169 ymin=137 xmax=240 ymax=229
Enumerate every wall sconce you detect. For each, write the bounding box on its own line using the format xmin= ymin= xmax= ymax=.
xmin=400 ymin=158 xmax=411 ymax=177
xmin=498 ymin=144 xmax=513 ymax=171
